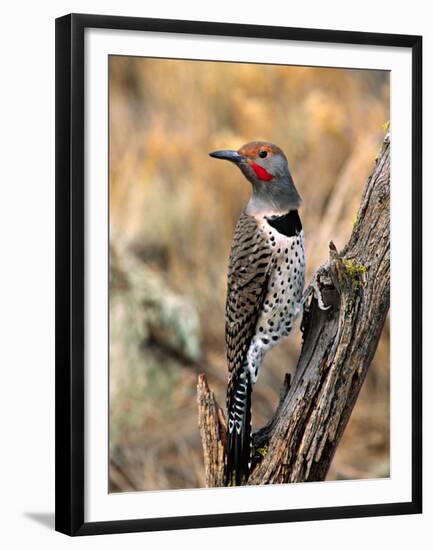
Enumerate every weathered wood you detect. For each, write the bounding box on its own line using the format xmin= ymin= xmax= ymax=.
xmin=197 ymin=374 xmax=227 ymax=487
xmin=197 ymin=133 xmax=390 ymax=486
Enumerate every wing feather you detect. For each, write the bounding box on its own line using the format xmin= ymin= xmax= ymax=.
xmin=225 ymin=212 xmax=274 ymax=406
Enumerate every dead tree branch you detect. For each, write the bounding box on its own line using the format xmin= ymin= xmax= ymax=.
xmin=197 ymin=133 xmax=390 ymax=487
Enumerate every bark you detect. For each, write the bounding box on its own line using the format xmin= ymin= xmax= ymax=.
xmin=197 ymin=132 xmax=390 ymax=487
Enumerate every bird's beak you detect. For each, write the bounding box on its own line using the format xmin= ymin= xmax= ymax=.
xmin=209 ymin=150 xmax=246 ymax=164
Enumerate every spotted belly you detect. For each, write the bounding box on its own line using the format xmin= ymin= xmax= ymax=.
xmin=246 ymin=228 xmax=305 ymax=383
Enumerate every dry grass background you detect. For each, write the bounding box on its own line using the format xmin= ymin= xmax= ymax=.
xmin=109 ymin=56 xmax=390 ymax=492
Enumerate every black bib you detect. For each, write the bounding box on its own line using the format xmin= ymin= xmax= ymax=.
xmin=265 ymin=210 xmax=302 ymax=237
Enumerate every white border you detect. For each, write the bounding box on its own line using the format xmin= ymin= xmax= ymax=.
xmin=85 ymin=28 xmax=412 ymax=523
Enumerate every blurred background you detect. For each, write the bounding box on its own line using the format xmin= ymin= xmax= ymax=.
xmin=109 ymin=56 xmax=390 ymax=492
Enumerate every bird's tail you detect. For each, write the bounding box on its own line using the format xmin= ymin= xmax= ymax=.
xmin=225 ymin=374 xmax=252 ymax=486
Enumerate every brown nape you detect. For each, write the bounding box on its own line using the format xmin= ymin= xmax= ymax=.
xmin=238 ymin=141 xmax=286 ymax=159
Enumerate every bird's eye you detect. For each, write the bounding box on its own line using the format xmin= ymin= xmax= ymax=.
xmin=259 ymin=150 xmax=268 ymax=159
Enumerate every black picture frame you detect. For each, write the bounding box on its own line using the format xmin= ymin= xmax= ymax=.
xmin=55 ymin=13 xmax=422 ymax=536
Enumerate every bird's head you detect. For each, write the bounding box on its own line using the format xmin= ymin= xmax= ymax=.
xmin=209 ymin=141 xmax=301 ymax=216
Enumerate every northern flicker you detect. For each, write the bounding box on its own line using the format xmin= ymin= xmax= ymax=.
xmin=210 ymin=141 xmax=307 ymax=486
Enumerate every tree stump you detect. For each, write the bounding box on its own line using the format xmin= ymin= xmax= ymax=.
xmin=197 ymin=132 xmax=390 ymax=487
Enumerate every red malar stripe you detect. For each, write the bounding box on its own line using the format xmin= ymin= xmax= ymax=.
xmin=249 ymin=161 xmax=274 ymax=181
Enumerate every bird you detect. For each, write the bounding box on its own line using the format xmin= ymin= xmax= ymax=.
xmin=209 ymin=141 xmax=306 ymax=486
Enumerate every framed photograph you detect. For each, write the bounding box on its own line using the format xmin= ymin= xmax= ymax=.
xmin=55 ymin=13 xmax=422 ymax=536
